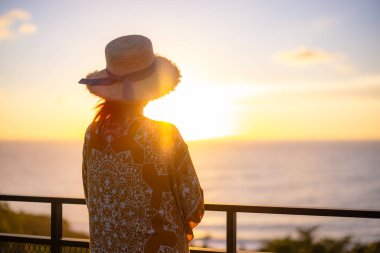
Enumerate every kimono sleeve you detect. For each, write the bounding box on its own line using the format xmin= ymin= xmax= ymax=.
xmin=82 ymin=125 xmax=91 ymax=205
xmin=172 ymin=127 xmax=204 ymax=242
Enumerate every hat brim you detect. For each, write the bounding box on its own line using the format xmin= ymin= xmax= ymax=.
xmin=85 ymin=56 xmax=181 ymax=102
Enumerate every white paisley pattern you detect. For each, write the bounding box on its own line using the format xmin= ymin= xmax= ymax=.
xmin=82 ymin=116 xmax=204 ymax=253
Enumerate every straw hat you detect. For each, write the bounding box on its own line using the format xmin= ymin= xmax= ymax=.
xmin=78 ymin=35 xmax=181 ymax=102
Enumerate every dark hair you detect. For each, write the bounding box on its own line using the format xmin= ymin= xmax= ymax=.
xmin=92 ymin=99 xmax=146 ymax=131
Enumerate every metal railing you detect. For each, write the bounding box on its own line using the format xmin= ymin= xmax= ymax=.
xmin=1 ymin=194 xmax=380 ymax=253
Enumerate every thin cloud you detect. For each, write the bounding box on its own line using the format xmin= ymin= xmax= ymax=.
xmin=272 ymin=46 xmax=354 ymax=73
xmin=236 ymin=83 xmax=380 ymax=106
xmin=18 ymin=23 xmax=37 ymax=34
xmin=293 ymin=84 xmax=380 ymax=100
xmin=0 ymin=8 xmax=37 ymax=40
xmin=311 ymin=17 xmax=339 ymax=32
xmin=272 ymin=47 xmax=337 ymax=66
xmin=333 ymin=63 xmax=355 ymax=74
xmin=235 ymin=75 xmax=380 ymax=108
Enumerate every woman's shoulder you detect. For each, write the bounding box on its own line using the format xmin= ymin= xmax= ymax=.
xmin=140 ymin=117 xmax=185 ymax=146
xmin=141 ymin=117 xmax=180 ymax=134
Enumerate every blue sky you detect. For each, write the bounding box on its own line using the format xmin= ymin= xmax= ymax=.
xmin=0 ymin=0 xmax=379 ymax=140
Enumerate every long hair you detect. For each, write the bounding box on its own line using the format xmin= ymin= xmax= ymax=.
xmin=92 ymin=99 xmax=146 ymax=132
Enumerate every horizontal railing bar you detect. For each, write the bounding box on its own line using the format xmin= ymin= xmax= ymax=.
xmin=62 ymin=238 xmax=224 ymax=252
xmin=190 ymin=249 xmax=265 ymax=253
xmin=205 ymin=204 xmax=380 ymax=219
xmin=2 ymin=194 xmax=380 ymax=219
xmin=0 ymin=233 xmax=51 ymax=244
xmin=0 ymin=233 xmax=221 ymax=252
xmin=0 ymin=194 xmax=85 ymax=204
xmin=61 ymin=237 xmax=89 ymax=248
xmin=190 ymin=247 xmax=225 ymax=253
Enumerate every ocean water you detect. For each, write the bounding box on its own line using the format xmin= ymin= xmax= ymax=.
xmin=1 ymin=140 xmax=380 ymax=250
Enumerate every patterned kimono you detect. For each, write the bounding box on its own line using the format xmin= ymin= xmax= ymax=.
xmin=82 ymin=115 xmax=204 ymax=253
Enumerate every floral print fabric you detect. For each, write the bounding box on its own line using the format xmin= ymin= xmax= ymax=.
xmin=82 ymin=116 xmax=204 ymax=253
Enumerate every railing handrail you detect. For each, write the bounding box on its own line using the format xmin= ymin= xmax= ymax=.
xmin=2 ymin=194 xmax=380 ymax=218
xmin=2 ymin=194 xmax=380 ymax=217
xmin=1 ymin=194 xmax=380 ymax=253
xmin=0 ymin=194 xmax=86 ymax=204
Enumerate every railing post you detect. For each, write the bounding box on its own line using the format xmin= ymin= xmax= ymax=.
xmin=51 ymin=202 xmax=62 ymax=253
xmin=226 ymin=211 xmax=237 ymax=253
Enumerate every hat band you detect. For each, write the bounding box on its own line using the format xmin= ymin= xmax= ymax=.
xmin=78 ymin=59 xmax=157 ymax=86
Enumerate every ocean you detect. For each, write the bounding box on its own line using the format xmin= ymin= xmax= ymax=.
xmin=1 ymin=139 xmax=379 ymax=250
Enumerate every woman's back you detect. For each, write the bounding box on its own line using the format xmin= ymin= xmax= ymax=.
xmin=82 ymin=116 xmax=204 ymax=253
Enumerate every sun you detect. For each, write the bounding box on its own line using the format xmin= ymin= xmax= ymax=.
xmin=144 ymin=78 xmax=236 ymax=141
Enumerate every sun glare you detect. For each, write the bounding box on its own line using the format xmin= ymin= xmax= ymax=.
xmin=144 ymin=78 xmax=237 ymax=141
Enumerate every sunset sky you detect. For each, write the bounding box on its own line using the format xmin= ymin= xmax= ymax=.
xmin=0 ymin=0 xmax=379 ymax=141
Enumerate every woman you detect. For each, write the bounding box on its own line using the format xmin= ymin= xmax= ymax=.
xmin=79 ymin=35 xmax=204 ymax=253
